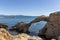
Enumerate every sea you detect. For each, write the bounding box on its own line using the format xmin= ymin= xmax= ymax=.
xmin=0 ymin=16 xmax=47 ymax=36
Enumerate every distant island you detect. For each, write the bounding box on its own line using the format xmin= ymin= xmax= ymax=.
xmin=0 ymin=15 xmax=37 ymax=18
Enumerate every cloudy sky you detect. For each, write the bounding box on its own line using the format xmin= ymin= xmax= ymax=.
xmin=0 ymin=0 xmax=60 ymax=16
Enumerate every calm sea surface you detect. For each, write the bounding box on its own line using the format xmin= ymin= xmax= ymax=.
xmin=0 ymin=16 xmax=47 ymax=36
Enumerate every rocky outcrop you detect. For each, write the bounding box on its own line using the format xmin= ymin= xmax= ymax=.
xmin=0 ymin=23 xmax=8 ymax=30
xmin=0 ymin=28 xmax=12 ymax=40
xmin=10 ymin=11 xmax=60 ymax=40
xmin=36 ymin=11 xmax=60 ymax=40
xmin=30 ymin=15 xmax=49 ymax=24
xmin=0 ymin=28 xmax=43 ymax=40
xmin=10 ymin=22 xmax=32 ymax=34
xmin=10 ymin=16 xmax=49 ymax=34
xmin=0 ymin=28 xmax=59 ymax=40
xmin=12 ymin=33 xmax=43 ymax=40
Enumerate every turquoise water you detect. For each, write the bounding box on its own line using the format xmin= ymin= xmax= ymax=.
xmin=0 ymin=16 xmax=47 ymax=35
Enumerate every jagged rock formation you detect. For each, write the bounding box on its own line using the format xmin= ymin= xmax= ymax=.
xmin=30 ymin=15 xmax=49 ymax=24
xmin=10 ymin=11 xmax=60 ymax=40
xmin=31 ymin=11 xmax=60 ymax=40
xmin=10 ymin=16 xmax=48 ymax=34
xmin=0 ymin=11 xmax=60 ymax=40
xmin=0 ymin=23 xmax=8 ymax=30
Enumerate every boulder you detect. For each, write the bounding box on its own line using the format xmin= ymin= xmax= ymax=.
xmin=0 ymin=23 xmax=8 ymax=30
xmin=10 ymin=22 xmax=32 ymax=34
xmin=37 ymin=11 xmax=60 ymax=40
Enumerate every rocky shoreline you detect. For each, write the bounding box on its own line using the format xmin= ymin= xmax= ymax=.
xmin=0 ymin=11 xmax=60 ymax=40
xmin=0 ymin=28 xmax=59 ymax=40
xmin=0 ymin=28 xmax=43 ymax=40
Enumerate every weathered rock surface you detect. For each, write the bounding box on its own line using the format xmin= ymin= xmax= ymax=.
xmin=0 ymin=23 xmax=8 ymax=30
xmin=8 ymin=11 xmax=60 ymax=40
xmin=12 ymin=33 xmax=43 ymax=40
xmin=31 ymin=11 xmax=60 ymax=40
xmin=0 ymin=28 xmax=43 ymax=40
xmin=30 ymin=15 xmax=49 ymax=23
xmin=0 ymin=28 xmax=12 ymax=40
xmin=10 ymin=22 xmax=32 ymax=34
xmin=10 ymin=16 xmax=49 ymax=34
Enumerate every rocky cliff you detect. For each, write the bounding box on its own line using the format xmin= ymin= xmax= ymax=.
xmin=38 ymin=11 xmax=60 ymax=40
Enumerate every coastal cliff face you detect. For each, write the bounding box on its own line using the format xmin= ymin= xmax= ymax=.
xmin=38 ymin=12 xmax=60 ymax=40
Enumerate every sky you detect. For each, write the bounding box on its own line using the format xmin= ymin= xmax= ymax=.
xmin=0 ymin=0 xmax=60 ymax=16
